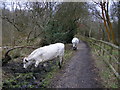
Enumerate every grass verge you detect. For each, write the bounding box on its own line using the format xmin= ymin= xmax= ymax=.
xmin=92 ymin=50 xmax=119 ymax=88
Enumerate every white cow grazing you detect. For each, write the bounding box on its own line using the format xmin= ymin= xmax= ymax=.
xmin=23 ymin=43 xmax=64 ymax=69
xmin=72 ymin=37 xmax=79 ymax=50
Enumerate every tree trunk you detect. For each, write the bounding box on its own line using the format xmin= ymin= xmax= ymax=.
xmin=104 ymin=2 xmax=116 ymax=44
xmin=100 ymin=2 xmax=111 ymax=42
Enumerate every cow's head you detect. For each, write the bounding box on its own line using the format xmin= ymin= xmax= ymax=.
xmin=23 ymin=57 xmax=32 ymax=69
xmin=73 ymin=47 xmax=77 ymax=50
xmin=73 ymin=43 xmax=77 ymax=50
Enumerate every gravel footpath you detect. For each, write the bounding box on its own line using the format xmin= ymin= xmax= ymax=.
xmin=49 ymin=42 xmax=103 ymax=88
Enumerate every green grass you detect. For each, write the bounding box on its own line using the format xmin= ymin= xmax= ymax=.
xmin=3 ymin=73 xmax=35 ymax=88
xmin=41 ymin=69 xmax=56 ymax=88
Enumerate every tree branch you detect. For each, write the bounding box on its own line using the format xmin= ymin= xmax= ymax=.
xmin=2 ymin=46 xmax=37 ymax=66
xmin=1 ymin=16 xmax=21 ymax=32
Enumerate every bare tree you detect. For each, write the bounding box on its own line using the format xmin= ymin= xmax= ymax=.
xmin=88 ymin=1 xmax=116 ymax=44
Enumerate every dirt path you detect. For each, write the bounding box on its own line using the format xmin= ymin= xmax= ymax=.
xmin=49 ymin=41 xmax=103 ymax=88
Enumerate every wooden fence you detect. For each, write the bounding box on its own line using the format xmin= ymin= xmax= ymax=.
xmin=79 ymin=35 xmax=120 ymax=80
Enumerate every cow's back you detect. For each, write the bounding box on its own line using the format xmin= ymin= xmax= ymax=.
xmin=72 ymin=38 xmax=79 ymax=44
xmin=56 ymin=43 xmax=64 ymax=56
xmin=40 ymin=43 xmax=64 ymax=61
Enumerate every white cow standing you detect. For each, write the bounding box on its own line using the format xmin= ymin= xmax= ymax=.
xmin=23 ymin=43 xmax=64 ymax=69
xmin=72 ymin=37 xmax=79 ymax=50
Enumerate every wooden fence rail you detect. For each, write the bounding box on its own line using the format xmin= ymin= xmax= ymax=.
xmin=79 ymin=35 xmax=120 ymax=80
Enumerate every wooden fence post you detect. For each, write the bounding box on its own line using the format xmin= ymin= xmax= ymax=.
xmin=117 ymin=49 xmax=119 ymax=70
xmin=98 ymin=41 xmax=101 ymax=56
xmin=102 ymin=43 xmax=105 ymax=55
xmin=109 ymin=46 xmax=113 ymax=65
xmin=100 ymin=42 xmax=102 ymax=56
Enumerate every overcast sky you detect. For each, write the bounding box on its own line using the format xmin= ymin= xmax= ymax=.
xmin=0 ymin=0 xmax=118 ymax=13
xmin=0 ymin=0 xmax=102 ymax=11
xmin=1 ymin=0 xmax=118 ymax=3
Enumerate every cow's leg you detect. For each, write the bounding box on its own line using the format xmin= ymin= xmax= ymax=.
xmin=35 ymin=61 xmax=40 ymax=67
xmin=73 ymin=43 xmax=77 ymax=50
xmin=59 ymin=56 xmax=63 ymax=69
xmin=73 ymin=43 xmax=74 ymax=48
xmin=75 ymin=43 xmax=77 ymax=49
xmin=73 ymin=43 xmax=75 ymax=50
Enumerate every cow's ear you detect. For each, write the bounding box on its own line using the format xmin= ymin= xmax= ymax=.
xmin=25 ymin=59 xmax=28 ymax=62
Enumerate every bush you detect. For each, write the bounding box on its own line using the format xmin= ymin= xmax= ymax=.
xmin=43 ymin=19 xmax=77 ymax=45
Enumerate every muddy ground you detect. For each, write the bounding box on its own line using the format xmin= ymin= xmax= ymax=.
xmin=2 ymin=57 xmax=58 ymax=88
